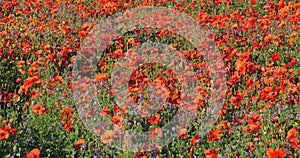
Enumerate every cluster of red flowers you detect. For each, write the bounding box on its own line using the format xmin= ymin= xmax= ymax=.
xmin=60 ymin=107 xmax=77 ymax=132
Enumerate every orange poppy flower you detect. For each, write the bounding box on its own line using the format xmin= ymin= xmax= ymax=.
xmin=60 ymin=107 xmax=73 ymax=120
xmin=178 ymin=128 xmax=188 ymax=139
xmin=78 ymin=30 xmax=88 ymax=38
xmin=32 ymin=104 xmax=49 ymax=116
xmin=204 ymin=148 xmax=219 ymax=158
xmin=20 ymin=76 xmax=42 ymax=94
xmin=248 ymin=123 xmax=262 ymax=132
xmin=64 ymin=123 xmax=73 ymax=132
xmin=264 ymin=34 xmax=273 ymax=43
xmin=29 ymin=90 xmax=39 ymax=98
xmin=25 ymin=148 xmax=41 ymax=158
xmin=147 ymin=113 xmax=161 ymax=125
xmin=271 ymin=116 xmax=279 ymax=122
xmin=110 ymin=115 xmax=124 ymax=127
xmin=249 ymin=113 xmax=260 ymax=124
xmin=234 ymin=60 xmax=247 ymax=75
xmin=286 ymin=128 xmax=296 ymax=140
xmin=288 ymin=31 xmax=298 ymax=45
xmin=17 ymin=60 xmax=25 ymax=69
xmin=208 ymin=129 xmax=221 ymax=141
xmin=42 ymin=44 xmax=51 ymax=53
xmin=94 ymin=73 xmax=108 ymax=83
xmin=1 ymin=120 xmax=7 ymax=125
xmin=260 ymin=87 xmax=277 ymax=101
xmin=236 ymin=50 xmax=252 ymax=61
xmin=286 ymin=128 xmax=300 ymax=149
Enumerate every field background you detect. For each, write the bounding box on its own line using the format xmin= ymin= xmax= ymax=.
xmin=0 ymin=0 xmax=299 ymax=157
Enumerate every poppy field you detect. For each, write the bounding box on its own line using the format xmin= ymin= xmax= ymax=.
xmin=0 ymin=0 xmax=299 ymax=157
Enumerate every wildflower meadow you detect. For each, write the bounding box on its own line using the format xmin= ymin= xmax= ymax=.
xmin=0 ymin=0 xmax=299 ymax=157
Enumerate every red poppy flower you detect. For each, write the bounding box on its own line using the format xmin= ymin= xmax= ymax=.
xmin=284 ymin=58 xmax=297 ymax=68
xmin=135 ymin=152 xmax=149 ymax=158
xmin=74 ymin=139 xmax=85 ymax=149
xmin=286 ymin=128 xmax=297 ymax=140
xmin=260 ymin=87 xmax=277 ymax=101
xmin=231 ymin=92 xmax=243 ymax=106
xmin=0 ymin=127 xmax=9 ymax=140
xmin=4 ymin=125 xmax=16 ymax=134
xmin=100 ymin=106 xmax=110 ymax=116
xmin=190 ymin=135 xmax=200 ymax=144
xmin=271 ymin=53 xmax=281 ymax=62
xmin=271 ymin=116 xmax=279 ymax=122
xmin=249 ymin=113 xmax=260 ymax=124
xmin=25 ymin=148 xmax=41 ymax=158
xmin=266 ymin=147 xmax=284 ymax=158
